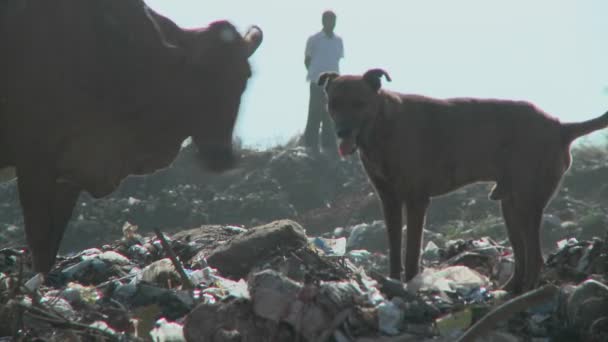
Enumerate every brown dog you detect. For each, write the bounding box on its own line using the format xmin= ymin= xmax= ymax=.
xmin=318 ymin=68 xmax=608 ymax=293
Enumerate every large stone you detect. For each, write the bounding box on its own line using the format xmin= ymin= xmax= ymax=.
xmin=206 ymin=220 xmax=308 ymax=279
xmin=567 ymin=279 xmax=608 ymax=335
xmin=183 ymin=298 xmax=292 ymax=342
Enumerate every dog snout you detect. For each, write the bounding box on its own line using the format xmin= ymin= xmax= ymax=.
xmin=336 ymin=128 xmax=352 ymax=139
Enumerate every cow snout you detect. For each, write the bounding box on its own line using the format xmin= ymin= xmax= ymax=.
xmin=197 ymin=144 xmax=237 ymax=172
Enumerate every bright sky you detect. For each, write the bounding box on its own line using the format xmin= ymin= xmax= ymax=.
xmin=146 ymin=0 xmax=608 ymax=148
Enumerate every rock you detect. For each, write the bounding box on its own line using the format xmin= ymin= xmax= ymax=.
xmin=183 ymin=298 xmax=292 ymax=342
xmin=567 ymin=279 xmax=608 ymax=337
xmin=207 ymin=220 xmax=308 ymax=279
xmin=249 ymin=269 xmax=370 ymax=341
xmin=140 ymin=258 xmax=180 ymax=288
xmin=249 ymin=270 xmax=311 ymax=321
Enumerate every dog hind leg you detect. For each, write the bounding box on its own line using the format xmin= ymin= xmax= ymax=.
xmin=521 ymin=206 xmax=544 ymax=291
xmin=500 ymin=198 xmax=527 ymax=293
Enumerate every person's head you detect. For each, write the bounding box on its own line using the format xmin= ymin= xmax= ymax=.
xmin=322 ymin=10 xmax=336 ymax=35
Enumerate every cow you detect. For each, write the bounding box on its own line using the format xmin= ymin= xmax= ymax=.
xmin=0 ymin=0 xmax=263 ymax=273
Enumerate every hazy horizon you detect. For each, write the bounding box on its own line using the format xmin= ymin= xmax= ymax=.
xmin=146 ymin=0 xmax=608 ymax=148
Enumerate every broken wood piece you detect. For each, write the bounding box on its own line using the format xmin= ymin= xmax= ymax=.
xmin=154 ymin=229 xmax=194 ymax=290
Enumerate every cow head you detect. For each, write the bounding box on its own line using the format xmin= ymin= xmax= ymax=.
xmin=189 ymin=22 xmax=262 ymax=172
xmin=152 ymin=18 xmax=263 ymax=172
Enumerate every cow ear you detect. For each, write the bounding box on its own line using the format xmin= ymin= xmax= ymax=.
xmin=363 ymin=68 xmax=391 ymax=92
xmin=318 ymin=72 xmax=339 ymax=87
xmin=243 ymin=25 xmax=263 ymax=57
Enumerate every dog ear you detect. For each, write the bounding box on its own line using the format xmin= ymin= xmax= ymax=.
xmin=317 ymin=72 xmax=339 ymax=87
xmin=363 ymin=68 xmax=392 ymax=91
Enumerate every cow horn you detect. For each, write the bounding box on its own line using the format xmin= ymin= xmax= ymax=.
xmin=243 ymin=26 xmax=263 ymax=57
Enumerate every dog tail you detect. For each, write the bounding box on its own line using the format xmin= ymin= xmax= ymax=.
xmin=561 ymin=110 xmax=608 ymax=144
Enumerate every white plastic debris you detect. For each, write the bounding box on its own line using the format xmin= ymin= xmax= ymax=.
xmin=346 ymin=249 xmax=372 ymax=265
xmin=83 ymin=250 xmax=130 ymax=265
xmin=149 ymin=318 xmax=185 ymax=342
xmin=122 ymin=222 xmax=140 ymax=239
xmin=140 ymin=258 xmax=178 ymax=285
xmin=60 ymin=282 xmax=101 ymax=304
xmin=407 ymin=266 xmax=490 ymax=294
xmin=89 ymin=321 xmax=117 ymax=335
xmin=25 ymin=273 xmax=45 ymax=291
xmin=127 ymin=197 xmax=141 ymax=206
xmin=358 ymin=272 xmax=385 ymax=305
xmin=557 ymin=237 xmax=578 ymax=249
xmin=310 ymin=237 xmax=347 ymax=256
xmin=377 ymin=298 xmax=404 ymax=335
xmin=215 ymin=277 xmax=250 ymax=299
xmin=188 ymin=267 xmax=218 ymax=286
xmin=422 ymin=241 xmax=440 ymax=260
xmin=41 ymin=296 xmax=77 ymax=320
xmin=224 ymin=225 xmax=247 ymax=234
xmin=79 ymin=248 xmax=103 ymax=256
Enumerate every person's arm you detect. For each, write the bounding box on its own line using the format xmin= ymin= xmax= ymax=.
xmin=304 ymin=36 xmax=313 ymax=70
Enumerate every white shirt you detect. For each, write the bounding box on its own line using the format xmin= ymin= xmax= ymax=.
xmin=305 ymin=31 xmax=344 ymax=82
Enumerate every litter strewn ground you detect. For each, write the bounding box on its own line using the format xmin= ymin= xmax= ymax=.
xmin=1 ymin=143 xmax=608 ymax=341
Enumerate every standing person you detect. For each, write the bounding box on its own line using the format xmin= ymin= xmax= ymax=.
xmin=303 ymin=10 xmax=344 ymax=156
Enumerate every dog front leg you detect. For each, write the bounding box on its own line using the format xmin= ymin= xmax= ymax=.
xmin=404 ymin=198 xmax=430 ymax=282
xmin=376 ymin=188 xmax=403 ymax=280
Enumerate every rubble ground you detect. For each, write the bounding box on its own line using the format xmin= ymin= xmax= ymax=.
xmin=1 ymin=141 xmax=608 ymax=341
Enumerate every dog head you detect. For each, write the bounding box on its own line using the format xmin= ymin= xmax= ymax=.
xmin=318 ymin=68 xmax=391 ymax=156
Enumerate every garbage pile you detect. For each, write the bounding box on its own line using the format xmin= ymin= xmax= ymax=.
xmin=1 ymin=143 xmax=608 ymax=341
xmin=1 ymin=218 xmax=607 ymax=341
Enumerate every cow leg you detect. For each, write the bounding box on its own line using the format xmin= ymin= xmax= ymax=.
xmin=17 ymin=167 xmax=80 ymax=273
xmin=404 ymin=197 xmax=430 ymax=282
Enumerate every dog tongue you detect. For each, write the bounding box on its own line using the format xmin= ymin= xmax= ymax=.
xmin=339 ymin=139 xmax=355 ymax=156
